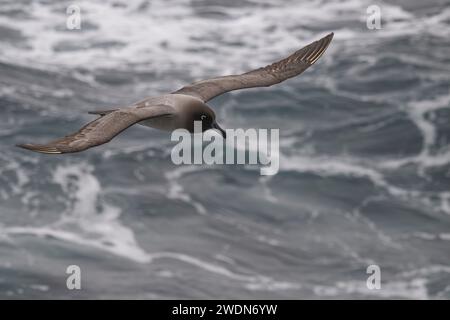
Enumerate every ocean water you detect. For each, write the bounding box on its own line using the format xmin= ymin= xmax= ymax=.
xmin=0 ymin=0 xmax=450 ymax=299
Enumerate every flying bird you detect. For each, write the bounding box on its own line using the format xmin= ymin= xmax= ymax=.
xmin=17 ymin=33 xmax=334 ymax=154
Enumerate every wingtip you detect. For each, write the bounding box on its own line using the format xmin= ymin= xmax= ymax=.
xmin=16 ymin=143 xmax=62 ymax=154
xmin=16 ymin=143 xmax=30 ymax=150
xmin=324 ymin=32 xmax=334 ymax=42
xmin=305 ymin=32 xmax=334 ymax=64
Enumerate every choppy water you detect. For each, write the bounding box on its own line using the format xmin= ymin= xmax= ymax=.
xmin=1 ymin=0 xmax=450 ymax=299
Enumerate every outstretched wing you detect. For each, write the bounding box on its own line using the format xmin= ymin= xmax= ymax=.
xmin=17 ymin=105 xmax=174 ymax=154
xmin=173 ymin=33 xmax=333 ymax=102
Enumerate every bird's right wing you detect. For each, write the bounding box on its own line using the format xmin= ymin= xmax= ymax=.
xmin=173 ymin=33 xmax=333 ymax=102
xmin=17 ymin=105 xmax=174 ymax=154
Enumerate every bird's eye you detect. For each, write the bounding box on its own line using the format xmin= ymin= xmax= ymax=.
xmin=200 ymin=115 xmax=207 ymax=120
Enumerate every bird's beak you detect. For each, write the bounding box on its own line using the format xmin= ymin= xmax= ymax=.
xmin=211 ymin=121 xmax=226 ymax=139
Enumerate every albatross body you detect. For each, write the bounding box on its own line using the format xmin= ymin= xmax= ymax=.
xmin=18 ymin=33 xmax=334 ymax=154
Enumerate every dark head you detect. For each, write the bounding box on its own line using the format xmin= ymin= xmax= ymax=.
xmin=184 ymin=102 xmax=226 ymax=139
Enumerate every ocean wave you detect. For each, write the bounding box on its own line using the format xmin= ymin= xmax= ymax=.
xmin=0 ymin=0 xmax=446 ymax=76
xmin=2 ymin=162 xmax=152 ymax=263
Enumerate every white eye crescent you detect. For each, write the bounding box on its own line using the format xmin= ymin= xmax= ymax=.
xmin=200 ymin=115 xmax=207 ymax=120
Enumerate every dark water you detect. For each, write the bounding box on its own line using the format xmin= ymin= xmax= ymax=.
xmin=1 ymin=0 xmax=450 ymax=299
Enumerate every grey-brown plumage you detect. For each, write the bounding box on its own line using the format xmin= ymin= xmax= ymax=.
xmin=174 ymin=32 xmax=333 ymax=102
xmin=17 ymin=33 xmax=333 ymax=154
xmin=18 ymin=104 xmax=175 ymax=154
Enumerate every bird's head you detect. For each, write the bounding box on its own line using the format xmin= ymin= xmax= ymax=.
xmin=185 ymin=102 xmax=226 ymax=139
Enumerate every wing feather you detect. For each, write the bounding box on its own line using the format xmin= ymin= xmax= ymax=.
xmin=173 ymin=33 xmax=333 ymax=102
xmin=17 ymin=105 xmax=173 ymax=154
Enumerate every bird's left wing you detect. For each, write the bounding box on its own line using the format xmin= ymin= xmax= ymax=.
xmin=173 ymin=33 xmax=333 ymax=102
xmin=17 ymin=105 xmax=174 ymax=154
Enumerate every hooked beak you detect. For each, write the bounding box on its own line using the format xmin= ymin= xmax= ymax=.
xmin=211 ymin=121 xmax=226 ymax=139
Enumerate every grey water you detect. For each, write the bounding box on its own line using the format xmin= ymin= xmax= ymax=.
xmin=0 ymin=0 xmax=450 ymax=299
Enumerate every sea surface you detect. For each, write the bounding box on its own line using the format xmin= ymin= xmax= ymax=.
xmin=0 ymin=0 xmax=450 ymax=299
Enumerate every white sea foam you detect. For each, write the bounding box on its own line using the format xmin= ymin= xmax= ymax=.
xmin=29 ymin=284 xmax=50 ymax=292
xmin=313 ymin=278 xmax=428 ymax=299
xmin=1 ymin=0 xmax=446 ymax=77
xmin=3 ymin=162 xmax=152 ymax=263
xmin=0 ymin=159 xmax=297 ymax=289
xmin=151 ymin=251 xmax=301 ymax=291
xmin=2 ymin=0 xmax=450 ymax=299
xmin=165 ymin=165 xmax=207 ymax=215
xmin=382 ymin=92 xmax=450 ymax=171
xmin=277 ymin=151 xmax=450 ymax=215
xmin=0 ymin=153 xmax=32 ymax=201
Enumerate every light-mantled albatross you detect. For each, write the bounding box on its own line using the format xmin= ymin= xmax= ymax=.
xmin=17 ymin=33 xmax=334 ymax=154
